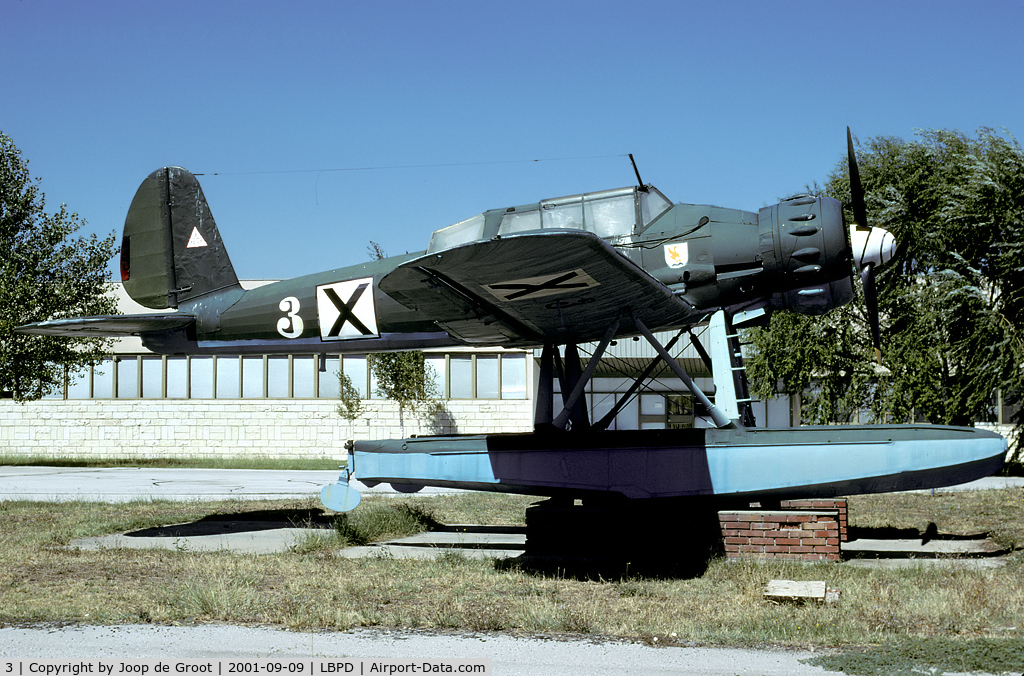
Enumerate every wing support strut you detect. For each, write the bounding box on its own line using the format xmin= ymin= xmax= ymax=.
xmin=591 ymin=330 xmax=684 ymax=432
xmin=633 ymin=316 xmax=735 ymax=429
xmin=535 ymin=343 xmax=556 ymax=429
xmin=547 ymin=318 xmax=620 ymax=431
xmin=562 ymin=343 xmax=591 ymax=429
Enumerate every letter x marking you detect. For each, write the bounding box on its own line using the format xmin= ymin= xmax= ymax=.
xmin=324 ymin=283 xmax=373 ymax=336
xmin=488 ymin=271 xmax=591 ymax=301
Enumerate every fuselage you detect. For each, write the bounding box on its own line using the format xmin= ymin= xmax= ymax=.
xmin=144 ymin=184 xmax=857 ymax=356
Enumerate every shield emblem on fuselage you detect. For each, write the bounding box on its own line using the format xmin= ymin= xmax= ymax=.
xmin=664 ymin=242 xmax=688 ymax=269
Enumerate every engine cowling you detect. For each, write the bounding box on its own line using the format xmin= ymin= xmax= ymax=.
xmin=759 ymin=194 xmax=855 ymax=316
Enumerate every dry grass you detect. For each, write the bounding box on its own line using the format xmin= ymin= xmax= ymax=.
xmin=848 ymin=487 xmax=1024 ymax=550
xmin=1 ymin=490 xmax=1022 ymax=666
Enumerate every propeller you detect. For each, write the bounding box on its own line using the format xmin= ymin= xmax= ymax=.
xmin=846 ymin=127 xmax=897 ymax=363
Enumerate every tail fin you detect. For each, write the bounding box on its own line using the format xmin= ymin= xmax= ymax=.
xmin=120 ymin=167 xmax=242 ymax=309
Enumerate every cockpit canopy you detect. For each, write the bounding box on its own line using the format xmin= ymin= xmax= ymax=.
xmin=427 ymin=185 xmax=673 ymax=253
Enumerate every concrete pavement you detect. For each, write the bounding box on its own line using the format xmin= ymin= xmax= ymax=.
xmin=0 ymin=465 xmax=470 ymax=555
xmin=2 ymin=465 xmax=1019 ymax=503
xmin=0 ymin=465 xmax=461 ymax=502
xmin=0 ymin=624 xmax=844 ymax=675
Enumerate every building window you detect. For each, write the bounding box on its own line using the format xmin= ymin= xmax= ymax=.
xmin=449 ymin=356 xmax=473 ymax=399
xmin=216 ymin=357 xmax=240 ymax=398
xmin=267 ymin=356 xmax=290 ymax=398
xmin=340 ymin=355 xmax=367 ymax=399
xmin=142 ymin=357 xmax=163 ymax=398
xmin=117 ymin=357 xmax=138 ymax=398
xmin=476 ymin=355 xmax=500 ymax=399
xmin=319 ymin=356 xmax=341 ymax=399
xmin=293 ymin=356 xmax=316 ymax=398
xmin=501 ymin=354 xmax=527 ymax=399
xmin=241 ymin=357 xmax=263 ymax=398
xmin=426 ymin=356 xmax=446 ymax=398
xmin=190 ymin=357 xmax=214 ymax=399
xmin=38 ymin=350 xmax=530 ymax=403
xmin=166 ymin=357 xmax=188 ymax=398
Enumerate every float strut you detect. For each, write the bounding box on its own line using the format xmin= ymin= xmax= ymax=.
xmin=633 ymin=316 xmax=734 ymax=428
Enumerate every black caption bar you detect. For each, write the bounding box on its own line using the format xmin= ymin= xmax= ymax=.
xmin=1 ymin=660 xmax=491 ymax=676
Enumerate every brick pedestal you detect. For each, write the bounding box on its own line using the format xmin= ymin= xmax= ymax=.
xmin=719 ymin=508 xmax=842 ymax=562
xmin=780 ymin=499 xmax=848 ymax=542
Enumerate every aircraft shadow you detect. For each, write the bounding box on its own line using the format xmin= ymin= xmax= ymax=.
xmin=124 ymin=508 xmax=334 ymax=537
xmin=494 ymin=497 xmax=725 ymax=581
xmin=846 ymin=524 xmax=993 ymax=543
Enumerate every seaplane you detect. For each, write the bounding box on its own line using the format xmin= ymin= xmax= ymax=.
xmin=18 ymin=130 xmax=1007 ymax=514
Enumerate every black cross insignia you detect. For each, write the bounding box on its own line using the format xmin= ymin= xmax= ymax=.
xmin=488 ymin=271 xmax=591 ymax=301
xmin=324 ymin=283 xmax=373 ymax=337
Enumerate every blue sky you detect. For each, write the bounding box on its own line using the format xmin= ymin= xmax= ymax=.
xmin=5 ymin=0 xmax=1024 ymax=280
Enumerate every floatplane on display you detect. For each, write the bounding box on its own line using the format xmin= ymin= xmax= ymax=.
xmin=18 ymin=131 xmax=1007 ymax=513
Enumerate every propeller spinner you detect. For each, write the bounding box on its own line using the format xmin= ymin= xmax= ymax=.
xmin=847 ymin=127 xmax=897 ymax=363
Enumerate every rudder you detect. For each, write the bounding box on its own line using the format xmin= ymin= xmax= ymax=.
xmin=120 ymin=167 xmax=241 ymax=309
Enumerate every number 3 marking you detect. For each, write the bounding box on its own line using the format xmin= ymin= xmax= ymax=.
xmin=277 ymin=296 xmax=304 ymax=338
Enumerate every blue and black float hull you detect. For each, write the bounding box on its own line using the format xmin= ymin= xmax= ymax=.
xmin=323 ymin=425 xmax=1007 ymax=511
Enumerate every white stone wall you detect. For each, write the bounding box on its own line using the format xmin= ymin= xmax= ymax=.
xmin=978 ymin=423 xmax=1021 ymax=464
xmin=0 ymin=399 xmax=534 ymax=462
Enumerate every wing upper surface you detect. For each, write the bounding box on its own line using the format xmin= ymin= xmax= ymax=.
xmin=15 ymin=314 xmax=195 ymax=337
xmin=378 ymin=230 xmax=697 ymax=346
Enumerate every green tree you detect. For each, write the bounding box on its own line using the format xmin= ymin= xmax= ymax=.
xmin=0 ymin=131 xmax=118 ymax=400
xmin=747 ymin=128 xmax=1023 ymax=440
xmin=338 ymin=242 xmax=445 ymax=432
xmin=336 ymin=369 xmax=363 ymax=421
xmin=369 ymin=350 xmax=443 ymax=414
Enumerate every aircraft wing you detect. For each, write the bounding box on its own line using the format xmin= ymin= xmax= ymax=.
xmin=15 ymin=314 xmax=195 ymax=337
xmin=378 ymin=230 xmax=696 ymax=346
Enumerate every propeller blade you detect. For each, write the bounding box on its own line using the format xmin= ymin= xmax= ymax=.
xmin=861 ymin=263 xmax=882 ymax=363
xmin=848 ymin=128 xmax=890 ymax=364
xmin=847 ymin=127 xmax=870 ymax=232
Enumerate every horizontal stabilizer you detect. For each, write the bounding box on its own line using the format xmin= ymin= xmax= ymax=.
xmin=15 ymin=313 xmax=195 ymax=337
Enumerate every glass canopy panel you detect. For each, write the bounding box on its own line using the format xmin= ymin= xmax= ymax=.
xmin=428 ymin=214 xmax=485 ymax=253
xmin=498 ymin=210 xmax=541 ymax=235
xmin=641 ymin=187 xmax=672 ymax=225
xmin=540 ymin=197 xmax=584 ymax=230
xmin=583 ymin=193 xmax=635 ymax=238
xmin=430 ymin=185 xmax=673 ymax=250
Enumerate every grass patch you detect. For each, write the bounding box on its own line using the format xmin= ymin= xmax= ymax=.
xmin=332 ymin=502 xmax=439 ymax=546
xmin=805 ymin=637 xmax=1024 ymax=675
xmin=0 ymin=455 xmax=344 ymax=470
xmin=1 ymin=489 xmax=1022 ymax=674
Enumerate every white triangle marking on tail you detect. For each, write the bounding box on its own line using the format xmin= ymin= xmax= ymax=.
xmin=186 ymin=227 xmax=208 ymax=248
